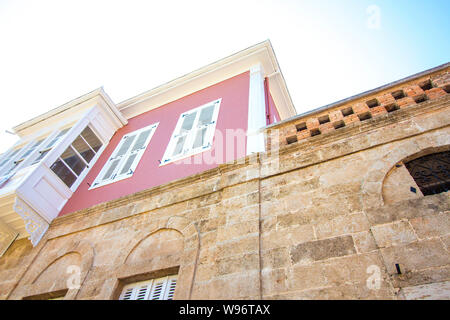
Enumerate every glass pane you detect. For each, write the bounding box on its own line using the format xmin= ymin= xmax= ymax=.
xmin=60 ymin=147 xmax=86 ymax=175
xmin=119 ymin=154 xmax=138 ymax=175
xmin=72 ymin=136 xmax=95 ymax=163
xmin=81 ymin=127 xmax=102 ymax=152
xmin=102 ymin=158 xmax=121 ymax=180
xmin=116 ymin=135 xmax=136 ymax=157
xmin=198 ymin=105 xmax=215 ymax=126
xmin=179 ymin=112 xmax=196 ymax=134
xmin=46 ymin=128 xmax=70 ymax=149
xmin=172 ymin=136 xmax=186 ymax=157
xmin=32 ymin=150 xmax=49 ymax=164
xmin=20 ymin=139 xmax=45 ymax=159
xmin=193 ymin=128 xmax=207 ymax=149
xmin=50 ymin=159 xmax=77 ymax=187
xmin=0 ymin=148 xmax=21 ymax=168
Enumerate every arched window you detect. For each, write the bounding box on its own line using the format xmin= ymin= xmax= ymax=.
xmin=404 ymin=151 xmax=450 ymax=196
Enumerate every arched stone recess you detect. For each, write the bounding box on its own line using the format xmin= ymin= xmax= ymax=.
xmin=10 ymin=240 xmax=95 ymax=300
xmin=109 ymin=215 xmax=199 ymax=300
xmin=361 ymin=131 xmax=450 ymax=211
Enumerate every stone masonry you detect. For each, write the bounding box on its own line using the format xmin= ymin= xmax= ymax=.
xmin=0 ymin=66 xmax=449 ymax=300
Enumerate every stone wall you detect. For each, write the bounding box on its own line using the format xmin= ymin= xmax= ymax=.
xmin=0 ymin=80 xmax=449 ymax=300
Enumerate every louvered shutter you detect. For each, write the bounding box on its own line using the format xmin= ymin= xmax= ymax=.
xmin=161 ymin=99 xmax=221 ymax=164
xmin=164 ymin=276 xmax=177 ymax=300
xmin=118 ymin=275 xmax=177 ymax=300
xmin=119 ymin=279 xmax=153 ymax=300
xmin=91 ymin=134 xmax=135 ymax=187
xmin=115 ymin=126 xmax=155 ymax=179
xmin=91 ymin=123 xmax=158 ymax=188
xmin=171 ymin=110 xmax=198 ymax=159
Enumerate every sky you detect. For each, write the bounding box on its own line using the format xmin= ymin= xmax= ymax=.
xmin=0 ymin=0 xmax=449 ymax=153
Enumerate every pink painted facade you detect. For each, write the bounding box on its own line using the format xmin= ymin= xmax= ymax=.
xmin=60 ymin=71 xmax=257 ymax=215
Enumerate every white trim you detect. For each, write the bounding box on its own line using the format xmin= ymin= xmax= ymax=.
xmin=13 ymin=88 xmax=127 ymax=136
xmin=160 ymin=99 xmax=221 ymax=166
xmin=90 ymin=122 xmax=159 ymax=189
xmin=246 ymin=64 xmax=267 ymax=155
xmin=117 ymin=40 xmax=296 ymax=121
xmin=13 ymin=197 xmax=49 ymax=246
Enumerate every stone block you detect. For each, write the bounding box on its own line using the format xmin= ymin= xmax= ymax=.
xmin=409 ymin=212 xmax=450 ymax=240
xmin=380 ymin=239 xmax=450 ymax=275
xmin=290 ymin=236 xmax=356 ymax=265
xmin=371 ymin=220 xmax=418 ymax=248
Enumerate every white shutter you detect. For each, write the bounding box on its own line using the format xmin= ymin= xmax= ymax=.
xmin=149 ymin=277 xmax=167 ymax=300
xmin=91 ymin=123 xmax=158 ymax=189
xmin=164 ymin=275 xmax=177 ymax=300
xmin=118 ymin=275 xmax=177 ymax=300
xmin=161 ymin=99 xmax=221 ymax=165
xmin=119 ymin=279 xmax=153 ymax=300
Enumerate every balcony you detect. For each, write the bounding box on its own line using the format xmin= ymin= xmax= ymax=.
xmin=0 ymin=89 xmax=126 ymax=254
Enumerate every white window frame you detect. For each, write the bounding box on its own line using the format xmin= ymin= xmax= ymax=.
xmin=160 ymin=98 xmax=221 ymax=166
xmin=119 ymin=275 xmax=177 ymax=300
xmin=30 ymin=127 xmax=72 ymax=166
xmin=0 ymin=140 xmax=36 ymax=178
xmin=90 ymin=122 xmax=159 ymax=189
xmin=49 ymin=124 xmax=105 ymax=192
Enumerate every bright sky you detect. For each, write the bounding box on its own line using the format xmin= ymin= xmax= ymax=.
xmin=0 ymin=0 xmax=449 ymax=153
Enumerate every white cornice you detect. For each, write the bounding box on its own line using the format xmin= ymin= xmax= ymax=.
xmin=117 ymin=40 xmax=296 ymax=120
xmin=13 ymin=88 xmax=127 ymax=137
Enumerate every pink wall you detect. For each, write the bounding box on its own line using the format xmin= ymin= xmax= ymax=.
xmin=59 ymin=71 xmax=250 ymax=216
xmin=265 ymin=78 xmax=281 ymax=125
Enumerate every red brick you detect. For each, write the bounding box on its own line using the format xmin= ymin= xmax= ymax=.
xmin=353 ymin=103 xmax=370 ymax=114
xmin=404 ymin=84 xmax=424 ymax=98
xmin=319 ymin=122 xmax=335 ymax=134
xmin=296 ymin=130 xmax=311 ymax=141
xmin=378 ymin=94 xmax=395 ymax=106
xmin=425 ymin=87 xmax=447 ymax=100
xmin=329 ymin=110 xmax=344 ymax=122
xmin=343 ymin=114 xmax=360 ymax=125
xmin=306 ymin=118 xmax=320 ymax=129
xmin=369 ymin=106 xmax=387 ymax=117
xmin=282 ymin=125 xmax=296 ymax=137
xmin=397 ymin=96 xmax=416 ymax=109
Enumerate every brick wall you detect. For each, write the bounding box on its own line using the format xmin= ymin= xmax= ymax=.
xmin=268 ymin=67 xmax=449 ymax=148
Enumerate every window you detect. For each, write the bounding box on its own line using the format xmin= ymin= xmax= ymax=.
xmin=161 ymin=99 xmax=221 ymax=165
xmin=90 ymin=123 xmax=158 ymax=189
xmin=0 ymin=137 xmax=46 ymax=178
xmin=119 ymin=275 xmax=177 ymax=300
xmin=0 ymin=147 xmax=24 ymax=177
xmin=404 ymin=150 xmax=450 ymax=196
xmin=31 ymin=127 xmax=71 ymax=165
xmin=50 ymin=126 xmax=103 ymax=189
xmin=15 ymin=138 xmax=47 ymax=165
